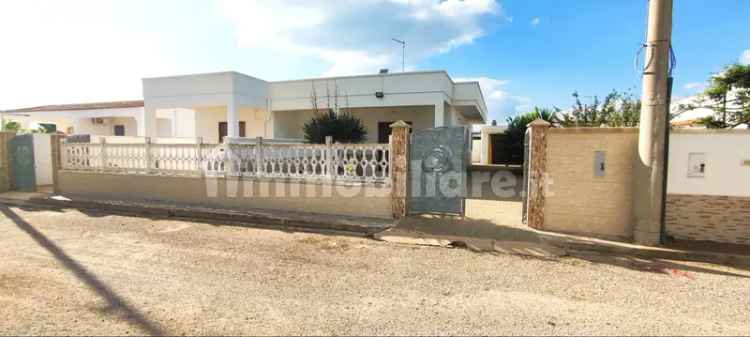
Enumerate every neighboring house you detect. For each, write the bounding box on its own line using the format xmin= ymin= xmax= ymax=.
xmin=2 ymin=101 xmax=145 ymax=136
xmin=478 ymin=125 xmax=508 ymax=165
xmin=468 ymin=125 xmax=508 ymax=165
xmin=670 ymin=94 xmax=749 ymax=129
xmin=3 ymin=70 xmax=488 ymax=144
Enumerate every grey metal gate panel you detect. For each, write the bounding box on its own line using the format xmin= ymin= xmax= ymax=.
xmin=409 ymin=126 xmax=470 ymax=215
xmin=10 ymin=134 xmax=36 ymax=191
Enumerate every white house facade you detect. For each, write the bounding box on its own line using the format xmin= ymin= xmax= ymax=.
xmin=4 ymin=70 xmax=488 ymax=144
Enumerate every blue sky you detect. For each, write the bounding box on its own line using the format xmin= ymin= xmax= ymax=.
xmin=1 ymin=0 xmax=748 ymax=124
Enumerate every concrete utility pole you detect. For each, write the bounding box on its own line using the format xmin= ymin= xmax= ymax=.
xmin=633 ymin=0 xmax=673 ymax=244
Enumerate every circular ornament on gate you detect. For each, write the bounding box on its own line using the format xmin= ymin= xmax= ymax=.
xmin=422 ymin=145 xmax=453 ymax=173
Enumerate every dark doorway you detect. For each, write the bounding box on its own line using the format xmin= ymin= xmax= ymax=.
xmin=218 ymin=121 xmax=246 ymax=142
xmin=113 ymin=125 xmax=125 ymax=136
xmin=489 ymin=133 xmax=522 ymax=165
xmin=38 ymin=123 xmax=57 ymax=133
xmin=377 ymin=121 xmax=412 ymax=143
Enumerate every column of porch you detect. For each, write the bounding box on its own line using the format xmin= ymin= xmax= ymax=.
xmin=434 ymin=101 xmax=445 ymax=127
xmin=226 ymin=98 xmax=239 ymax=141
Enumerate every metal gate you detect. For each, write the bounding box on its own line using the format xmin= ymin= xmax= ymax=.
xmin=9 ymin=134 xmax=36 ymax=191
xmin=409 ymin=126 xmax=470 ymax=215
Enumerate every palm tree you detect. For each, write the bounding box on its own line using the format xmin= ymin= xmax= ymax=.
xmin=497 ymin=107 xmax=559 ymax=165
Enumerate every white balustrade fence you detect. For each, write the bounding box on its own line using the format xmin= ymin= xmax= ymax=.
xmin=61 ymin=138 xmax=391 ymax=185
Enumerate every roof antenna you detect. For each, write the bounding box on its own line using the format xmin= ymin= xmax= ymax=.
xmin=392 ymin=38 xmax=406 ymax=72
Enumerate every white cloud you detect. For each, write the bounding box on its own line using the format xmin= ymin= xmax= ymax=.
xmin=684 ymin=82 xmax=706 ymax=91
xmin=741 ymin=49 xmax=750 ymax=65
xmin=215 ymin=0 xmax=502 ymax=76
xmin=0 ymin=1 xmax=190 ymax=109
xmin=455 ymin=77 xmax=532 ymax=124
xmin=530 ymin=17 xmax=541 ymax=26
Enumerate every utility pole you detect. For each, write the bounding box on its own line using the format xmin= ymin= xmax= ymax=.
xmin=633 ymin=0 xmax=673 ymax=244
xmin=392 ymin=38 xmax=406 ymax=72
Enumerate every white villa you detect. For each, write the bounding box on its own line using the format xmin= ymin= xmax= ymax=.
xmin=3 ymin=70 xmax=488 ymax=144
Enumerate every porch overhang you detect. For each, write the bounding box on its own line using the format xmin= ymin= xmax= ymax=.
xmin=453 ymin=81 xmax=488 ymax=124
xmin=454 ymin=102 xmax=486 ymax=124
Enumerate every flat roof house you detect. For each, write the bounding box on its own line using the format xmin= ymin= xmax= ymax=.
xmin=4 ymin=70 xmax=488 ymax=143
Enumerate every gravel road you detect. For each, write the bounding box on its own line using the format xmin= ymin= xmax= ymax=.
xmin=1 ymin=205 xmax=749 ymax=335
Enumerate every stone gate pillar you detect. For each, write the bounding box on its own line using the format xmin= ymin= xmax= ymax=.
xmin=390 ymin=121 xmax=411 ymax=219
xmin=50 ymin=134 xmax=66 ymax=194
xmin=526 ymin=119 xmax=551 ymax=229
xmin=0 ymin=132 xmax=15 ymax=192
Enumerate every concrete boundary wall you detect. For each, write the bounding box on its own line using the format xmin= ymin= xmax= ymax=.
xmin=526 ymin=125 xmax=639 ymax=241
xmin=544 ymin=128 xmax=638 ymax=240
xmin=57 ymin=171 xmax=392 ymax=219
xmin=665 ymin=129 xmax=750 ymax=244
xmin=666 ymin=194 xmax=750 ymax=245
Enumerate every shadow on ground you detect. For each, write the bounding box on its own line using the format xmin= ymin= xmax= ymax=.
xmin=0 ymin=206 xmax=168 ymax=335
xmin=4 ymin=199 xmax=750 ymax=284
xmin=1 ymin=197 xmax=378 ymax=239
xmin=382 ymin=214 xmax=750 ymax=279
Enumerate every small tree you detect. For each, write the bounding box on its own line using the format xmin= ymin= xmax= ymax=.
xmin=498 ymin=107 xmax=558 ymax=165
xmin=303 ymin=110 xmax=367 ymax=144
xmin=558 ymin=90 xmax=640 ymax=127
xmin=303 ymin=81 xmax=367 ymax=144
xmin=2 ymin=120 xmax=21 ymax=132
xmin=676 ymin=63 xmax=750 ymax=128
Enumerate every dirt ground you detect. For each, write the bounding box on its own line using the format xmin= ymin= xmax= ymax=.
xmin=1 ymin=204 xmax=749 ymax=336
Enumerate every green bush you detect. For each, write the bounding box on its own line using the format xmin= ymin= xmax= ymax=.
xmin=303 ymin=110 xmax=367 ymax=144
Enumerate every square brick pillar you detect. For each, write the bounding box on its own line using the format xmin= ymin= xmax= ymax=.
xmin=50 ymin=134 xmax=66 ymax=194
xmin=526 ymin=119 xmax=551 ymax=229
xmin=0 ymin=132 xmax=16 ymax=192
xmin=390 ymin=121 xmax=411 ymax=219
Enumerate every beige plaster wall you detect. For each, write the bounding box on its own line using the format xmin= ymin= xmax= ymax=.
xmin=272 ymin=106 xmax=435 ymax=142
xmin=194 ymin=106 xmax=271 ymax=144
xmin=543 ymin=129 xmax=638 ymax=240
xmin=76 ymin=117 xmax=138 ymax=136
xmin=57 ymin=171 xmax=392 ymax=219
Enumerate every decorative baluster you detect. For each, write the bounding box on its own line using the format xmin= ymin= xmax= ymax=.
xmin=324 ymin=136 xmax=336 ymax=180
xmin=144 ymin=137 xmax=152 ymax=174
xmin=255 ymin=137 xmax=264 ymax=177
xmin=195 ymin=138 xmax=203 ymax=176
xmin=99 ymin=137 xmax=107 ymax=172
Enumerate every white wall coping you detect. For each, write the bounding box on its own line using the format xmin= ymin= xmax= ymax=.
xmin=671 ymin=128 xmax=750 ymax=135
xmin=269 ymin=70 xmax=451 ymax=84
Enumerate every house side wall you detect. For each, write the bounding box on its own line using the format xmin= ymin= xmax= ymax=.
xmin=543 ymin=129 xmax=638 ymax=240
xmin=269 ymin=72 xmax=453 ymax=112
xmin=76 ymin=117 xmax=138 ymax=136
xmin=57 ymin=172 xmax=392 ymax=219
xmin=665 ymin=130 xmax=750 ymax=244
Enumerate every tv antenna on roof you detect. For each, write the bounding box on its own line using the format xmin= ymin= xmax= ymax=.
xmin=392 ymin=38 xmax=406 ymax=72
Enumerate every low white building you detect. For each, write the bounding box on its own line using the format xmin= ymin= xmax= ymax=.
xmin=1 ymin=101 xmax=145 ymax=136
xmin=3 ymin=70 xmax=487 ymax=144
